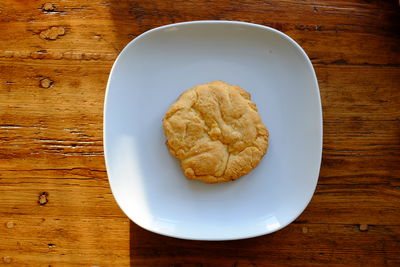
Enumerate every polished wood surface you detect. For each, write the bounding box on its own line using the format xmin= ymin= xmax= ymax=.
xmin=0 ymin=0 xmax=399 ymax=266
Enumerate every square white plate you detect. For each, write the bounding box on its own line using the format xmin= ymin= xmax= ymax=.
xmin=104 ymin=21 xmax=322 ymax=240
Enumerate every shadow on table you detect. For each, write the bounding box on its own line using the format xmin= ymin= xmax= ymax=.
xmin=129 ymin=220 xmax=304 ymax=266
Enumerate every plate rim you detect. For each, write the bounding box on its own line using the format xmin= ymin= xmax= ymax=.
xmin=104 ymin=20 xmax=323 ymax=240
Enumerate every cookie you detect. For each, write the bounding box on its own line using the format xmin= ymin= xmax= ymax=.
xmin=163 ymin=81 xmax=269 ymax=183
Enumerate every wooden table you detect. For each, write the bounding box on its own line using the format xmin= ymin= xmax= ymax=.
xmin=1 ymin=0 xmax=399 ymax=266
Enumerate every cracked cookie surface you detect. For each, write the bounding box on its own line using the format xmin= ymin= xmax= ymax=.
xmin=163 ymin=81 xmax=269 ymax=183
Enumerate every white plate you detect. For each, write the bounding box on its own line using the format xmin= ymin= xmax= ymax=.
xmin=104 ymin=21 xmax=322 ymax=240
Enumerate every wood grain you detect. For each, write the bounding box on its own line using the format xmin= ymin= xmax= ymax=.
xmin=0 ymin=0 xmax=399 ymax=266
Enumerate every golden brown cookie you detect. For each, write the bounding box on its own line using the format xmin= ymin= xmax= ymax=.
xmin=163 ymin=81 xmax=269 ymax=183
